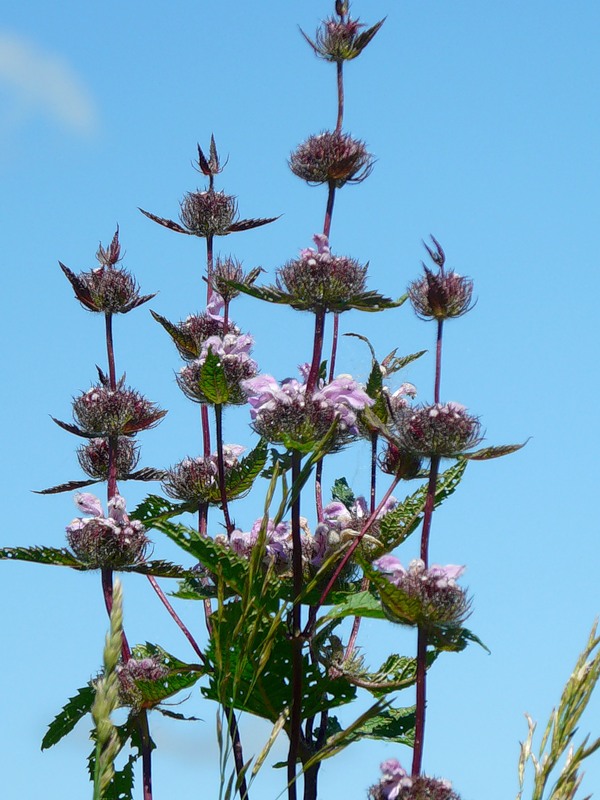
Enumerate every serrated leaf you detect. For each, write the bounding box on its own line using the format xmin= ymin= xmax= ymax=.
xmin=122 ymin=560 xmax=194 ymax=579
xmin=150 ymin=309 xmax=199 ymax=359
xmin=129 ymin=643 xmax=204 ymax=706
xmin=224 ymin=438 xmax=268 ymax=499
xmin=198 ymin=348 xmax=230 ymax=404
xmin=42 ymin=684 xmax=95 ymax=750
xmin=331 ymin=477 xmax=356 ymax=510
xmin=460 ymin=442 xmax=527 ymax=461
xmin=376 ymin=460 xmax=467 ymax=553
xmin=130 ymin=494 xmax=195 ymax=526
xmin=51 ymin=416 xmax=94 ymax=438
xmin=353 ymin=18 xmax=386 ymax=56
xmin=0 ymin=546 xmax=85 ymax=569
xmin=139 ymin=208 xmax=190 ymax=235
xmin=227 ymin=215 xmax=280 ymax=233
xmin=126 ymin=467 xmax=166 ymax=482
xmin=351 ymin=706 xmax=415 ymax=745
xmin=34 ymin=477 xmax=100 ymax=494
xmin=381 ymin=349 xmax=427 ymax=375
xmin=321 ymin=590 xmax=386 ymax=624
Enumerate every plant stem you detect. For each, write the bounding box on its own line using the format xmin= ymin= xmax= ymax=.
xmin=323 ymin=182 xmax=336 ymax=240
xmin=145 ymin=575 xmax=206 ymax=664
xmin=288 ymin=450 xmax=304 ymax=800
xmin=307 ymin=476 xmax=400 ymax=633
xmin=335 ymin=61 xmax=344 ymax=133
xmin=434 ymin=319 xmax=443 ymax=404
xmin=105 ymin=312 xmax=117 ymax=391
xmin=305 ymin=311 xmax=326 ymax=395
xmin=411 ymin=628 xmax=428 ymax=777
xmin=215 ymin=403 xmax=235 ymax=536
xmin=225 ymin=706 xmax=249 ymax=800
xmin=136 ymin=709 xmax=154 ymax=800
xmin=101 ymin=567 xmax=131 ymax=661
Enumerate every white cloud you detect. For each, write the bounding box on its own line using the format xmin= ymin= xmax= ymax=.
xmin=0 ymin=31 xmax=99 ymax=136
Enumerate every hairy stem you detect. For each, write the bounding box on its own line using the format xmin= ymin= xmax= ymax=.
xmin=412 ymin=628 xmax=428 ymax=777
xmin=145 ymin=575 xmax=206 ymax=664
xmin=335 ymin=61 xmax=344 ymax=133
xmin=105 ymin=312 xmax=117 ymax=391
xmin=288 ymin=450 xmax=304 ymax=800
xmin=136 ymin=709 xmax=153 ymax=800
xmin=434 ymin=319 xmax=443 ymax=404
xmin=323 ymin=182 xmax=336 ymax=240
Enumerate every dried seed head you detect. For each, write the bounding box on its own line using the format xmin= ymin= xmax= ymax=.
xmin=72 ymin=383 xmax=166 ymax=436
xmin=400 ymin=402 xmax=481 ymax=458
xmin=179 ymin=189 xmax=237 ymax=237
xmin=408 ymin=237 xmax=474 ymax=321
xmin=77 ymin=437 xmax=140 ymax=480
xmin=84 ymin=267 xmax=144 ymax=313
xmin=277 ymin=234 xmax=367 ymax=312
xmin=66 ymin=494 xmax=149 ymax=568
xmin=211 ymin=257 xmax=262 ymax=303
xmin=162 ymin=445 xmax=244 ymax=503
xmin=289 ymin=131 xmax=373 ymax=187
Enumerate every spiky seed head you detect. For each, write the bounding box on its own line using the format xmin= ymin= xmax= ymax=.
xmin=277 ymin=235 xmax=367 ymax=312
xmin=162 ymin=446 xmax=244 ymax=503
xmin=179 ymin=189 xmax=237 ymax=236
xmin=400 ymin=402 xmax=481 ymax=458
xmin=369 ymin=761 xmax=461 ymax=800
xmin=380 ymin=442 xmax=422 ymax=479
xmin=408 ymin=237 xmax=474 ymax=321
xmin=72 ymin=384 xmax=166 ymax=436
xmin=301 ymin=12 xmax=384 ymax=63
xmin=77 ymin=437 xmax=140 ymax=479
xmin=289 ymin=131 xmax=373 ymax=187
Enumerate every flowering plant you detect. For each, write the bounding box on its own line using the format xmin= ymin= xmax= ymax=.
xmin=2 ymin=3 xmax=599 ymax=800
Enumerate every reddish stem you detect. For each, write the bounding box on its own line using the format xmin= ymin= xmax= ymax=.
xmin=411 ymin=629 xmax=428 ymax=777
xmin=101 ymin=567 xmax=131 ymax=661
xmin=105 ymin=313 xmax=117 ymax=391
xmin=215 ymin=403 xmax=235 ymax=535
xmin=323 ymin=182 xmax=336 ymax=240
xmin=335 ymin=61 xmax=344 ymax=133
xmin=305 ymin=311 xmax=326 ymax=395
xmin=137 ymin=709 xmax=153 ymax=800
xmin=287 ymin=450 xmax=303 ymax=800
xmin=434 ymin=320 xmax=443 ymax=404
xmin=145 ymin=575 xmax=206 ymax=664
xmin=307 ymin=476 xmax=400 ymax=633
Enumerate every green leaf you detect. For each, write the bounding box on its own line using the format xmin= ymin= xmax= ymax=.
xmin=129 ymin=643 xmax=205 ymax=706
xmin=42 ymin=684 xmax=95 ymax=750
xmin=331 ymin=477 xmax=356 ymax=511
xmin=151 ymin=309 xmax=199 ymax=359
xmin=321 ymin=590 xmax=386 ymax=624
xmin=376 ymin=460 xmax=467 ymax=553
xmin=0 ymin=546 xmax=85 ymax=569
xmin=203 ymin=602 xmax=356 ymax=721
xmin=198 ymin=348 xmax=230 ymax=404
xmin=122 ymin=560 xmax=195 ymax=579
xmin=130 ymin=494 xmax=196 ymax=526
xmin=380 ymin=349 xmax=427 ymax=375
xmin=351 ymin=706 xmax=416 ymax=745
xmin=431 ymin=625 xmax=490 ymax=654
xmin=223 ymin=438 xmax=268 ymax=500
xmin=461 ymin=442 xmax=527 ymax=461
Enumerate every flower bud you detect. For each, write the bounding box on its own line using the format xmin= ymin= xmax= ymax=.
xmin=289 ymin=131 xmax=373 ymax=187
xmin=77 ymin=437 xmax=140 ymax=480
xmin=301 ymin=13 xmax=384 ymax=63
xmin=408 ymin=237 xmax=474 ymax=321
xmin=116 ymin=656 xmax=170 ymax=709
xmin=162 ymin=445 xmax=245 ymax=504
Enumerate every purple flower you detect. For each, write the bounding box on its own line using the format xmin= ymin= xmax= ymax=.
xmin=369 ymin=760 xmax=460 ymax=800
xmin=66 ymin=493 xmax=148 ymax=568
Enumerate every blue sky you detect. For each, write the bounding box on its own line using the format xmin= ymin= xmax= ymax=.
xmin=1 ymin=1 xmax=599 ymax=798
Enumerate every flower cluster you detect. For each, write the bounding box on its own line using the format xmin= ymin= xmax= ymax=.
xmin=399 ymin=402 xmax=481 ymax=458
xmin=312 ymin=495 xmax=397 ymax=566
xmin=162 ymin=445 xmax=245 ymax=504
xmin=374 ymin=556 xmax=469 ymax=629
xmin=70 ymin=379 xmax=166 ymax=436
xmin=214 ymin=518 xmax=312 ymax=576
xmin=77 ymin=437 xmax=140 ymax=480
xmin=177 ymin=333 xmax=258 ymax=405
xmin=369 ymin=760 xmax=461 ymax=800
xmin=243 ymin=368 xmax=373 ymax=447
xmin=277 ymin=234 xmax=367 ymax=312
xmin=116 ymin=656 xmax=170 ymax=709
xmin=66 ymin=493 xmax=148 ymax=568
xmin=289 ymin=131 xmax=373 ymax=187
xmin=60 ymin=229 xmax=155 ymax=314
